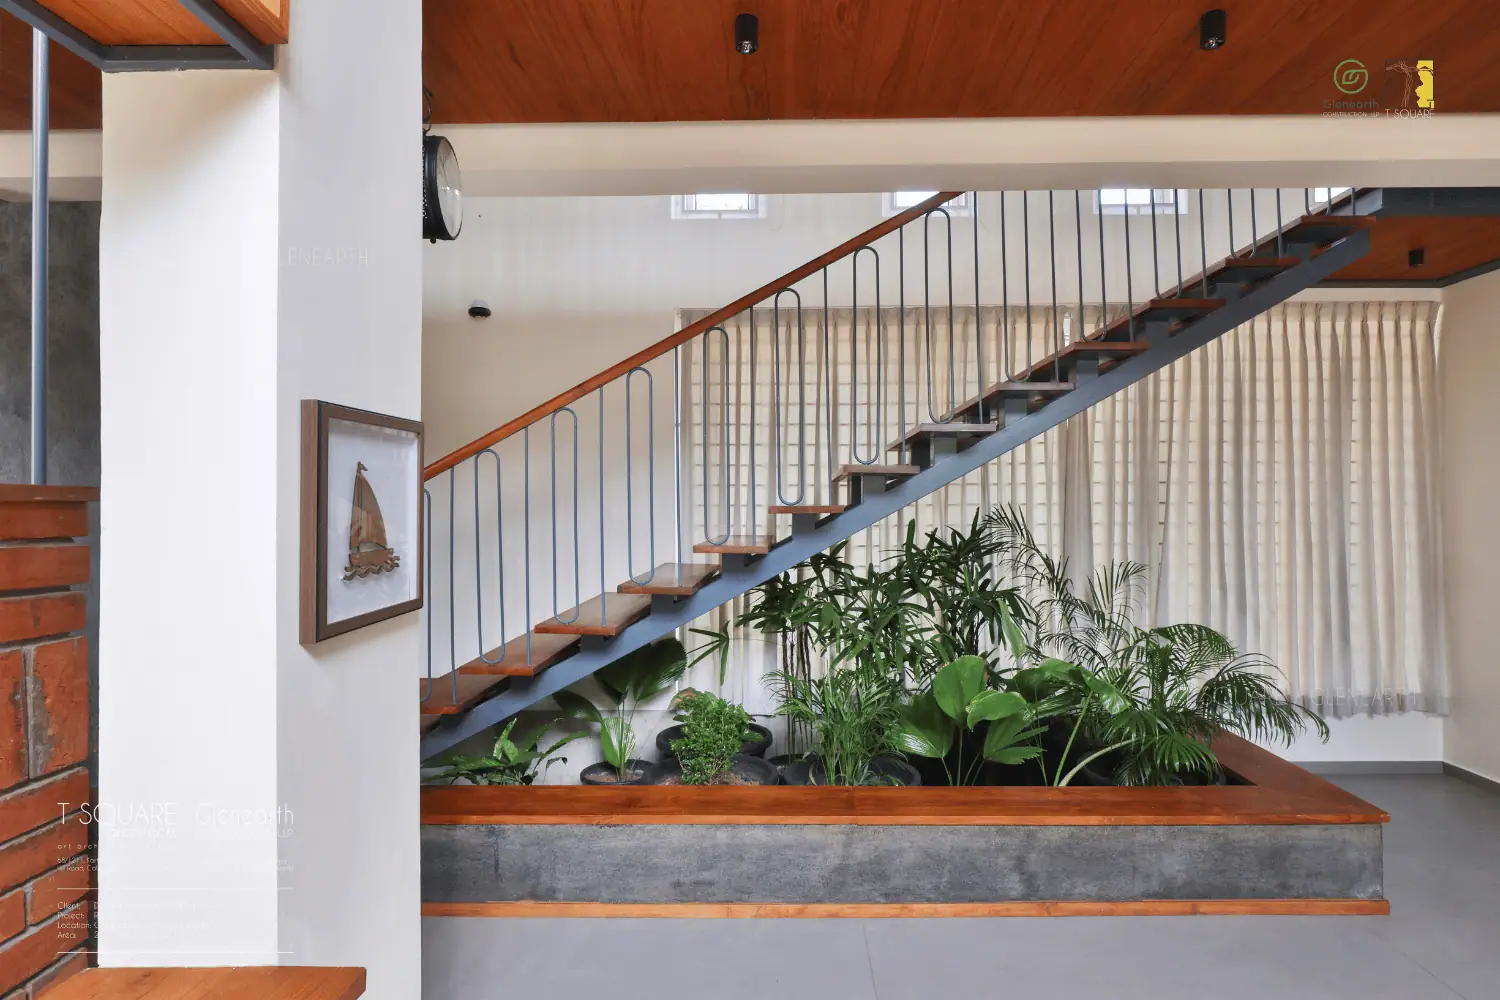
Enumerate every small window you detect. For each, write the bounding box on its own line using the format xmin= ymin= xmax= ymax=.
xmin=671 ymin=193 xmax=767 ymax=220
xmin=1095 ymin=189 xmax=1189 ymax=216
xmin=1311 ymin=187 xmax=1353 ymax=206
xmin=882 ymin=191 xmax=971 ymax=217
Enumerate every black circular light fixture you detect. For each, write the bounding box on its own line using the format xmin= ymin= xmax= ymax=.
xmin=422 ymin=134 xmax=463 ymax=243
xmin=1200 ymin=9 xmax=1227 ymax=49
xmin=735 ymin=13 xmax=759 ymax=55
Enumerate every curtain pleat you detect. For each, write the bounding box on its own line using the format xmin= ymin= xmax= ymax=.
xmin=678 ymin=300 xmax=1448 ymax=715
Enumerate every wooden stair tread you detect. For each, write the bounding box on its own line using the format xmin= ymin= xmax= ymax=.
xmin=458 ymin=630 xmax=580 ymax=676
xmin=534 ymin=592 xmax=653 ymax=636
xmin=693 ymin=534 xmax=778 ymax=555
xmin=1137 ymin=297 xmax=1224 ymax=316
xmin=954 ymin=381 xmax=1074 ymax=418
xmin=769 ymin=504 xmax=847 ymax=515
xmin=831 ymin=463 xmax=921 ymax=483
xmin=887 ymin=422 xmax=996 ymax=451
xmin=1211 ymin=256 xmax=1301 ymax=278
xmin=617 ymin=562 xmax=720 ymax=596
xmin=421 ymin=671 xmax=508 ymax=715
xmin=1060 ymin=340 xmax=1150 ymax=355
xmin=421 ymin=714 xmax=443 ymax=734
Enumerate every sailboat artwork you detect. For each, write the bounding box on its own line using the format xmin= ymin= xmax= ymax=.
xmin=343 ymin=462 xmax=401 ymax=581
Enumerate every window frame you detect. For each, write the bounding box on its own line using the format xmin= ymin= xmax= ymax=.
xmin=670 ymin=193 xmax=768 ymax=220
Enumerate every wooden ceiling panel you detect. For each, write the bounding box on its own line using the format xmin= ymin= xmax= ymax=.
xmin=0 ymin=10 xmax=102 ymax=130
xmin=36 ymin=0 xmax=221 ymax=46
xmin=423 ymin=0 xmax=1500 ymax=123
xmin=1327 ymin=216 xmax=1500 ymax=283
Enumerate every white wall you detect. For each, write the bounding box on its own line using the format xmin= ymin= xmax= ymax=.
xmin=99 ymin=0 xmax=422 ymax=993
xmin=1440 ymin=269 xmax=1500 ymax=783
xmin=423 ymin=192 xmax=1446 ymax=768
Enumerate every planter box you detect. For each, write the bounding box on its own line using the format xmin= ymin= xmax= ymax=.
xmin=421 ymin=733 xmax=1388 ymax=918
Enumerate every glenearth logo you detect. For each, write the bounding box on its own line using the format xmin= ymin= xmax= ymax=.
xmin=1333 ymin=59 xmax=1369 ymax=94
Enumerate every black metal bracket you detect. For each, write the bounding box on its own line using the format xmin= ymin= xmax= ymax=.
xmin=0 ymin=0 xmax=274 ymax=72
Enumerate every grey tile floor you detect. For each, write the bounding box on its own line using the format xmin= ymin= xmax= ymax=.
xmin=422 ymin=774 xmax=1500 ymax=999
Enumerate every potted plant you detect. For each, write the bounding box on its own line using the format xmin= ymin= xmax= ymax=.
xmin=648 ymin=689 xmax=778 ymax=785
xmin=423 ymin=718 xmax=579 ymax=786
xmin=772 ymin=657 xmax=920 ymax=786
xmin=554 ymin=637 xmax=687 ymax=785
xmin=654 ymin=692 xmax=774 ymax=761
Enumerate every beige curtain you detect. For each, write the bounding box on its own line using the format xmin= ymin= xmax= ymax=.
xmin=680 ymin=300 xmax=1448 ymax=715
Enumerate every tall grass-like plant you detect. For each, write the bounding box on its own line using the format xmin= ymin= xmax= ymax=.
xmin=770 ymin=654 xmax=902 ymax=786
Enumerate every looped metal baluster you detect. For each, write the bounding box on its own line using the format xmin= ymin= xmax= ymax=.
xmin=1173 ymin=189 xmax=1184 ymax=294
xmin=1048 ymin=191 xmax=1060 ymax=379
xmin=1000 ymin=192 xmax=1011 ymax=379
xmin=473 ymin=448 xmax=507 ymax=663
xmin=897 ymin=232 xmax=907 ymax=460
xmin=624 ymin=367 xmax=656 ymax=586
xmin=1096 ymin=189 xmax=1107 ymax=334
xmin=972 ymin=192 xmax=985 ymax=425
xmin=1022 ymin=192 xmax=1035 ymax=374
xmin=522 ymin=427 xmax=532 ymax=663
xmin=1227 ymin=189 xmax=1236 ymax=257
xmin=771 ymin=288 xmax=807 ymax=502
xmin=550 ymin=407 xmax=581 ymax=624
xmin=597 ymin=388 xmax=607 ymax=626
xmin=823 ymin=268 xmax=837 ymax=483
xmin=701 ymin=326 xmax=732 ymax=545
xmin=1074 ymin=190 xmax=1085 ymax=348
xmin=850 ymin=246 xmax=884 ymax=463
xmin=446 ymin=468 xmax=457 ymax=702
xmin=1198 ymin=189 xmax=1209 ymax=296
xmin=923 ymin=207 xmax=956 ymax=421
xmin=421 ymin=486 xmax=433 ymax=703
xmin=673 ymin=346 xmax=683 ymax=572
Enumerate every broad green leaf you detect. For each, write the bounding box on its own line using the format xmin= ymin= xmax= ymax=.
xmin=1084 ymin=674 xmax=1130 ymax=714
xmin=933 ymin=655 xmax=987 ymax=720
xmin=1010 ymin=667 xmax=1061 ymax=703
xmin=551 ymin=689 xmax=602 ymax=725
xmin=981 ymin=716 xmax=1047 ymax=762
xmin=1037 ymin=657 xmax=1083 ymax=681
xmin=890 ymin=693 xmax=955 ymax=759
xmin=989 ymin=745 xmax=1044 ymax=766
xmin=966 ymin=690 xmax=1027 ymax=728
xmin=599 ymin=716 xmax=634 ymax=770
xmin=1000 ymin=604 xmax=1027 ymax=663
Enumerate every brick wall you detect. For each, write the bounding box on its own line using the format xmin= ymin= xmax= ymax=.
xmin=0 ymin=487 xmax=96 ymax=999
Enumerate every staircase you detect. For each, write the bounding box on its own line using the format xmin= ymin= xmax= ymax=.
xmin=418 ymin=187 xmax=1375 ymax=761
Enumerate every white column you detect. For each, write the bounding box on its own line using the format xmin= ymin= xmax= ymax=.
xmin=97 ymin=2 xmax=421 ymax=995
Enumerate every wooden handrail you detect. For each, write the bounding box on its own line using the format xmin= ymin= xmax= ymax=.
xmin=424 ymin=191 xmax=964 ymax=480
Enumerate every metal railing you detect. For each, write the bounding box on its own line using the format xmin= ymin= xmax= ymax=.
xmin=419 ymin=186 xmax=1360 ymax=701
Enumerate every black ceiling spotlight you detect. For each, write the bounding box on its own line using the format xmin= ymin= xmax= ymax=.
xmin=1409 ymin=247 xmax=1427 ymax=269
xmin=735 ymin=13 xmax=759 ymax=55
xmin=1200 ymin=9 xmax=1227 ymax=50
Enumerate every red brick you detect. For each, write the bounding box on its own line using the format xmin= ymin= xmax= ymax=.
xmin=27 ymin=950 xmax=87 ymax=998
xmin=0 ymin=820 xmax=87 ymax=894
xmin=0 ymin=549 xmax=89 ymax=593
xmin=0 ymin=893 xmax=21 ymax=943
xmin=0 ymin=904 xmax=84 ymax=995
xmin=26 ymin=642 xmax=87 ymax=779
xmin=0 ymin=773 xmax=89 ymax=845
xmin=0 ymin=654 xmax=22 ymax=792
xmin=24 ymin=860 xmax=88 ymax=927
xmin=0 ymin=597 xmax=86 ymax=647
xmin=0 ymin=506 xmax=86 ymax=544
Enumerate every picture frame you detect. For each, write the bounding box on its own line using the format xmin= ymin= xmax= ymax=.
xmin=300 ymin=400 xmax=424 ymax=644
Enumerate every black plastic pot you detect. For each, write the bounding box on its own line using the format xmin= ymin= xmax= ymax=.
xmin=579 ymin=759 xmax=654 ymax=786
xmin=646 ymin=753 xmax=779 ymax=786
xmin=656 ymin=723 xmax=774 ymax=760
xmin=782 ymin=755 xmax=922 ymax=787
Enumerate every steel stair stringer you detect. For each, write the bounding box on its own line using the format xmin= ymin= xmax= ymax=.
xmin=419 ymin=226 xmax=1370 ymax=762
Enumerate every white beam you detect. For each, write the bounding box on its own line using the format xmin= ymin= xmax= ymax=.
xmin=438 ymin=114 xmax=1500 ymax=197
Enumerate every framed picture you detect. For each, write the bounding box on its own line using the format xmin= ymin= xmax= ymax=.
xmin=300 ymin=400 xmax=424 ymax=644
